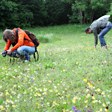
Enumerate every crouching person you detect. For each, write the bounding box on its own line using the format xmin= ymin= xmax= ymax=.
xmin=2 ymin=28 xmax=35 ymax=62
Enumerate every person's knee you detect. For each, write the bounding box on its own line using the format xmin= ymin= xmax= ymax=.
xmin=17 ymin=48 xmax=24 ymax=55
xmin=107 ymin=22 xmax=112 ymax=29
xmin=99 ymin=34 xmax=103 ymax=39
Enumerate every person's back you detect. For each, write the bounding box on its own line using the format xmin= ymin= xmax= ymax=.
xmin=90 ymin=15 xmax=110 ymax=30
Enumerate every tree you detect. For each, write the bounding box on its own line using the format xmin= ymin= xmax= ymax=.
xmin=68 ymin=0 xmax=111 ymax=24
xmin=69 ymin=0 xmax=86 ymax=24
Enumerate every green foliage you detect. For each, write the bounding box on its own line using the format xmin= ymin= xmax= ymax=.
xmin=0 ymin=0 xmax=18 ymax=28
xmin=38 ymin=34 xmax=52 ymax=43
xmin=45 ymin=0 xmax=71 ymax=25
xmin=69 ymin=0 xmax=86 ymax=24
xmin=0 ymin=0 xmax=112 ymax=28
xmin=69 ymin=0 xmax=111 ymax=24
xmin=108 ymin=3 xmax=112 ymax=21
xmin=0 ymin=0 xmax=33 ymax=29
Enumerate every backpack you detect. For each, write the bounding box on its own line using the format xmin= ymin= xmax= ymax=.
xmin=16 ymin=29 xmax=40 ymax=48
xmin=24 ymin=30 xmax=40 ymax=47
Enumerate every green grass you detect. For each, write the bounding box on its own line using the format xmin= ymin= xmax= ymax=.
xmin=0 ymin=24 xmax=112 ymax=112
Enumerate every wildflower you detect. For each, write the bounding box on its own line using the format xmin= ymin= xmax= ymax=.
xmin=105 ymin=108 xmax=108 ymax=112
xmin=101 ymin=92 xmax=106 ymax=97
xmin=106 ymin=101 xmax=110 ymax=105
xmin=47 ymin=73 xmax=50 ymax=76
xmin=86 ymin=89 xmax=89 ymax=92
xmin=72 ymin=106 xmax=77 ymax=112
xmin=102 ymin=103 xmax=106 ymax=107
xmin=63 ymin=102 xmax=67 ymax=104
xmin=5 ymin=91 xmax=10 ymax=96
xmin=49 ymin=89 xmax=53 ymax=93
xmin=0 ymin=86 xmax=2 ymax=89
xmin=72 ymin=96 xmax=78 ymax=104
xmin=43 ymin=92 xmax=47 ymax=95
xmin=12 ymin=105 xmax=16 ymax=108
xmin=86 ymin=94 xmax=90 ymax=98
xmin=87 ymin=82 xmax=93 ymax=88
xmin=92 ymin=96 xmax=95 ymax=100
xmin=83 ymin=78 xmax=88 ymax=83
xmin=35 ymin=92 xmax=41 ymax=97
xmin=0 ymin=92 xmax=3 ymax=97
xmin=63 ymin=69 xmax=66 ymax=72
xmin=62 ymin=109 xmax=66 ymax=112
xmin=84 ymin=100 xmax=88 ymax=103
xmin=52 ymin=101 xmax=58 ymax=107
xmin=98 ymin=100 xmax=101 ymax=103
xmin=46 ymin=102 xmax=50 ymax=106
xmin=72 ymin=106 xmax=81 ymax=112
xmin=95 ymin=88 xmax=101 ymax=92
xmin=48 ymin=80 xmax=52 ymax=83
xmin=0 ymin=105 xmax=5 ymax=110
xmin=99 ymin=108 xmax=102 ymax=111
xmin=92 ymin=100 xmax=97 ymax=103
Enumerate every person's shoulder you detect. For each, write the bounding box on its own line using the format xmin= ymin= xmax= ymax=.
xmin=17 ymin=28 xmax=24 ymax=34
xmin=101 ymin=15 xmax=110 ymax=18
xmin=97 ymin=15 xmax=110 ymax=20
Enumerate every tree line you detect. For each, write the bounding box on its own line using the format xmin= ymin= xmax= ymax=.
xmin=0 ymin=0 xmax=112 ymax=29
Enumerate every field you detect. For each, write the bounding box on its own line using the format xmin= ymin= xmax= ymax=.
xmin=0 ymin=24 xmax=112 ymax=112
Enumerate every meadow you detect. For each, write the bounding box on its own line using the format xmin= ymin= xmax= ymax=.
xmin=0 ymin=24 xmax=112 ymax=112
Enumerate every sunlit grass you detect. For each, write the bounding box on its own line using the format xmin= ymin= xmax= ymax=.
xmin=0 ymin=24 xmax=112 ymax=112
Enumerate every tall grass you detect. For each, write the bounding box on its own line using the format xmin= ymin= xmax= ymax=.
xmin=0 ymin=24 xmax=112 ymax=112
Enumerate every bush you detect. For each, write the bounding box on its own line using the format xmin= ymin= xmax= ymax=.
xmin=38 ymin=34 xmax=53 ymax=43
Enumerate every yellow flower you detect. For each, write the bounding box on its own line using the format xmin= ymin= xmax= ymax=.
xmin=12 ymin=105 xmax=16 ymax=108
xmin=5 ymin=91 xmax=10 ymax=96
xmin=35 ymin=92 xmax=41 ymax=97
xmin=92 ymin=96 xmax=95 ymax=100
xmin=101 ymin=92 xmax=105 ymax=96
xmin=62 ymin=109 xmax=66 ymax=112
xmin=48 ymin=80 xmax=52 ymax=83
xmin=85 ymin=100 xmax=88 ymax=103
xmin=99 ymin=108 xmax=102 ymax=111
xmin=47 ymin=74 xmax=50 ymax=76
xmin=87 ymin=82 xmax=93 ymax=88
xmin=0 ymin=86 xmax=2 ymax=89
xmin=102 ymin=103 xmax=106 ymax=107
xmin=95 ymin=88 xmax=101 ymax=92
xmin=92 ymin=100 xmax=97 ymax=103
xmin=86 ymin=94 xmax=90 ymax=98
xmin=83 ymin=78 xmax=88 ymax=83
xmin=72 ymin=96 xmax=78 ymax=104
xmin=63 ymin=102 xmax=67 ymax=104
xmin=52 ymin=101 xmax=58 ymax=107
xmin=105 ymin=108 xmax=108 ymax=112
xmin=63 ymin=69 xmax=66 ymax=72
xmin=0 ymin=105 xmax=5 ymax=110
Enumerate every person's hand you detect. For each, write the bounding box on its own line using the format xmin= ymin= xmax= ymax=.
xmin=7 ymin=50 xmax=12 ymax=54
xmin=94 ymin=45 xmax=96 ymax=49
xmin=2 ymin=51 xmax=7 ymax=57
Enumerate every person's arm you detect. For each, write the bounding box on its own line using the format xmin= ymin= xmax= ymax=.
xmin=11 ymin=32 xmax=24 ymax=52
xmin=93 ymin=29 xmax=98 ymax=48
xmin=4 ymin=39 xmax=11 ymax=51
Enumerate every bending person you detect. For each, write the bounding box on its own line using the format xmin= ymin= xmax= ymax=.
xmin=85 ymin=15 xmax=112 ymax=49
xmin=2 ymin=28 xmax=35 ymax=62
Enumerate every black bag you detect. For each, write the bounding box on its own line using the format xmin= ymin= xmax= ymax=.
xmin=16 ymin=29 xmax=40 ymax=48
xmin=24 ymin=30 xmax=40 ymax=47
